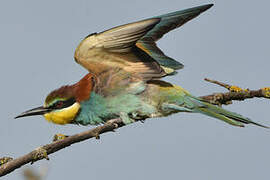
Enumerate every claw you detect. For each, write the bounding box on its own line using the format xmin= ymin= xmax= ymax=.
xmin=53 ymin=133 xmax=69 ymax=142
xmin=112 ymin=123 xmax=119 ymax=128
xmin=106 ymin=119 xmax=120 ymax=129
xmin=0 ymin=157 xmax=13 ymax=166
xmin=140 ymin=119 xmax=145 ymax=123
xmin=31 ymin=147 xmax=49 ymax=164
xmin=94 ymin=133 xmax=100 ymax=139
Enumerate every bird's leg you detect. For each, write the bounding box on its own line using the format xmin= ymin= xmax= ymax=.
xmin=105 ymin=118 xmax=123 ymax=133
xmin=90 ymin=118 xmax=123 ymax=140
xmin=31 ymin=147 xmax=49 ymax=164
xmin=119 ymin=112 xmax=135 ymax=125
xmin=140 ymin=119 xmax=146 ymax=123
xmin=106 ymin=119 xmax=120 ymax=127
xmin=130 ymin=112 xmax=146 ymax=123
xmin=93 ymin=130 xmax=100 ymax=140
xmin=0 ymin=157 xmax=13 ymax=166
xmin=53 ymin=134 xmax=69 ymax=142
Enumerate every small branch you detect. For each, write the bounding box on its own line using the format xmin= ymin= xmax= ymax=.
xmin=204 ymin=78 xmax=231 ymax=89
xmin=0 ymin=79 xmax=269 ymax=177
xmin=201 ymin=78 xmax=270 ymax=106
xmin=0 ymin=119 xmax=123 ymax=177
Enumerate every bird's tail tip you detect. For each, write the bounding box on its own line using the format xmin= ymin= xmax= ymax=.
xmin=198 ymin=101 xmax=269 ymax=128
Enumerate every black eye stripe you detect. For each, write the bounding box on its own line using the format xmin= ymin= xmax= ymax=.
xmin=50 ymin=98 xmax=76 ymax=110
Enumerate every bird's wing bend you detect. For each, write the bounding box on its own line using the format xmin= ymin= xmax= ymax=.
xmin=74 ymin=18 xmax=167 ymax=81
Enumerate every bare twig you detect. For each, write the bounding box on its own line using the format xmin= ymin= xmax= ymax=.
xmin=0 ymin=79 xmax=269 ymax=177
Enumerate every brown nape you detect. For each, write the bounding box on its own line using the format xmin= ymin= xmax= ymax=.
xmin=72 ymin=73 xmax=96 ymax=102
xmin=45 ymin=73 xmax=96 ymax=105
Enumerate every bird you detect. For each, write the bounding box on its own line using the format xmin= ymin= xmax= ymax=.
xmin=15 ymin=4 xmax=268 ymax=128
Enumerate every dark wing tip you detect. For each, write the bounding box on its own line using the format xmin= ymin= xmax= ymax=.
xmin=193 ymin=4 xmax=214 ymax=14
xmin=202 ymin=4 xmax=214 ymax=10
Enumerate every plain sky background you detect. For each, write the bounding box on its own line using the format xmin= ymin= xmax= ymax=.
xmin=0 ymin=0 xmax=269 ymax=180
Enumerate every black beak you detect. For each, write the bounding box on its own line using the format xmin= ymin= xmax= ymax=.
xmin=15 ymin=106 xmax=51 ymax=119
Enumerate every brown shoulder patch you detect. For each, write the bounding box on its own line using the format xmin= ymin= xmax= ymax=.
xmin=72 ymin=73 xmax=96 ymax=102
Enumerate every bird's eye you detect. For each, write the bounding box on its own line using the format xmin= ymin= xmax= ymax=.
xmin=50 ymin=98 xmax=76 ymax=110
xmin=55 ymin=101 xmax=64 ymax=108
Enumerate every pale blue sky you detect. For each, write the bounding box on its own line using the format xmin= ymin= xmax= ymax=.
xmin=0 ymin=0 xmax=269 ymax=180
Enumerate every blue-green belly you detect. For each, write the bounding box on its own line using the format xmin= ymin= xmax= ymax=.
xmin=74 ymin=92 xmax=156 ymax=125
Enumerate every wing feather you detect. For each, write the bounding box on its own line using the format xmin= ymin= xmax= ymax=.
xmin=74 ymin=5 xmax=213 ymax=95
xmin=74 ymin=18 xmax=166 ymax=81
xmin=82 ymin=18 xmax=160 ymax=53
xmin=136 ymin=4 xmax=213 ymax=74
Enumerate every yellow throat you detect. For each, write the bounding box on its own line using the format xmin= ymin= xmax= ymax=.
xmin=44 ymin=102 xmax=80 ymax=125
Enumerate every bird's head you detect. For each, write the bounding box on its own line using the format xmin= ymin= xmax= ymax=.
xmin=15 ymin=73 xmax=95 ymax=125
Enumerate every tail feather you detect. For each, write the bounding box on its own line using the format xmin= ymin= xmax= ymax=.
xmin=157 ymin=83 xmax=268 ymax=128
xmin=198 ymin=101 xmax=269 ymax=128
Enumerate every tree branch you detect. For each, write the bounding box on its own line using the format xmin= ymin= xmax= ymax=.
xmin=1 ymin=79 xmax=269 ymax=177
xmin=200 ymin=78 xmax=270 ymax=106
xmin=0 ymin=118 xmax=123 ymax=177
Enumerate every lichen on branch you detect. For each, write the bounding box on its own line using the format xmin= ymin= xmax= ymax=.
xmin=200 ymin=78 xmax=270 ymax=106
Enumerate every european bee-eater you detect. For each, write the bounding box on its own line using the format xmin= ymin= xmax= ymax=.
xmin=15 ymin=4 xmax=267 ymax=128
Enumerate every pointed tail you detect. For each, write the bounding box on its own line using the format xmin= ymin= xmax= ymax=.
xmin=157 ymin=83 xmax=268 ymax=128
xmin=196 ymin=99 xmax=268 ymax=128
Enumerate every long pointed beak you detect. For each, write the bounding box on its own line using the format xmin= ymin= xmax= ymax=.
xmin=15 ymin=106 xmax=51 ymax=119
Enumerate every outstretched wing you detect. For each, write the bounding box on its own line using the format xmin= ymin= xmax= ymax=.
xmin=74 ymin=18 xmax=166 ymax=81
xmin=74 ymin=4 xmax=213 ymax=95
xmin=75 ymin=4 xmax=213 ymax=78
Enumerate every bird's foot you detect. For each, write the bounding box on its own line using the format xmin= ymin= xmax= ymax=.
xmin=53 ymin=133 xmax=69 ymax=142
xmin=94 ymin=132 xmax=100 ymax=140
xmin=120 ymin=112 xmax=135 ymax=125
xmin=31 ymin=147 xmax=49 ymax=164
xmin=105 ymin=118 xmax=123 ymax=133
xmin=106 ymin=118 xmax=123 ymax=128
xmin=106 ymin=119 xmax=119 ymax=127
xmin=0 ymin=157 xmax=13 ymax=166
